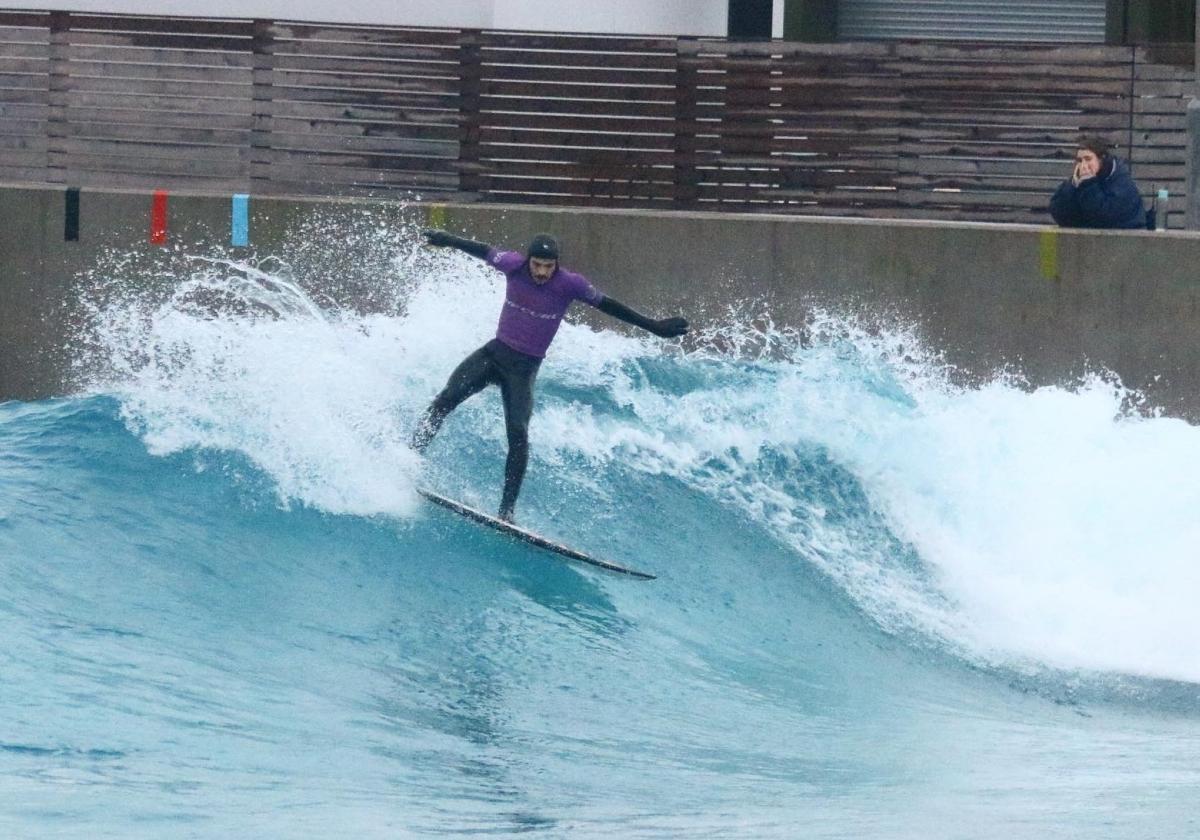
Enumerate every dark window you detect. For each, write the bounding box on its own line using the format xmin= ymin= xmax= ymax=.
xmin=729 ymin=0 xmax=773 ymax=38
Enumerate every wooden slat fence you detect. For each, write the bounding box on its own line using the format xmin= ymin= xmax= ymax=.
xmin=0 ymin=11 xmax=1195 ymax=225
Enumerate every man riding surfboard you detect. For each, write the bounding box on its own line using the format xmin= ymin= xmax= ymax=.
xmin=412 ymin=229 xmax=689 ymax=522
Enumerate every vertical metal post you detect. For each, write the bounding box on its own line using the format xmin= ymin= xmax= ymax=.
xmin=457 ymin=30 xmax=483 ymax=201
xmin=1186 ymin=0 xmax=1200 ymax=227
xmin=250 ymin=19 xmax=274 ymax=192
xmin=673 ymin=38 xmax=699 ymax=208
xmin=46 ymin=11 xmax=69 ymax=185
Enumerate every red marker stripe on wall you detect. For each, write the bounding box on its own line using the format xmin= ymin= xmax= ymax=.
xmin=150 ymin=190 xmax=168 ymax=245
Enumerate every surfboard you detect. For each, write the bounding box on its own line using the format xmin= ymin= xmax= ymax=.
xmin=418 ymin=489 xmax=655 ymax=580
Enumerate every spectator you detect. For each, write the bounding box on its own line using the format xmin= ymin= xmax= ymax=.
xmin=1049 ymin=136 xmax=1147 ymax=230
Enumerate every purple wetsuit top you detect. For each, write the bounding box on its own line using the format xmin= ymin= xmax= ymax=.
xmin=486 ymin=249 xmax=604 ymax=359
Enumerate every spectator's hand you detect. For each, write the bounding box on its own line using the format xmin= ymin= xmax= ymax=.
xmin=1072 ymin=158 xmax=1099 ymax=186
xmin=423 ymin=229 xmax=452 ymax=247
xmin=652 ymin=317 xmax=689 ymax=338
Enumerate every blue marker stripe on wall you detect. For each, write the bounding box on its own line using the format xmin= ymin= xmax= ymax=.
xmin=231 ymin=193 xmax=249 ymax=246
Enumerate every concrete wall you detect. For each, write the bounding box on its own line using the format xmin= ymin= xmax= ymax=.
xmin=5 ymin=185 xmax=1200 ymax=418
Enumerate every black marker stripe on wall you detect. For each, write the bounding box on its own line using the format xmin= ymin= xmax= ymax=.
xmin=64 ymin=187 xmax=80 ymax=242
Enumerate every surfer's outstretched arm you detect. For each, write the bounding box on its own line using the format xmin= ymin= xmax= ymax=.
xmin=423 ymin=228 xmax=491 ymax=260
xmin=596 ymin=296 xmax=689 ymax=339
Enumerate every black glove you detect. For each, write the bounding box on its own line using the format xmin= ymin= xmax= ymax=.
xmin=423 ymin=228 xmax=452 ymax=247
xmin=652 ymin=317 xmax=689 ymax=338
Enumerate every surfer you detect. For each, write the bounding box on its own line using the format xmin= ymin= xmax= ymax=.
xmin=412 ymin=229 xmax=689 ymax=522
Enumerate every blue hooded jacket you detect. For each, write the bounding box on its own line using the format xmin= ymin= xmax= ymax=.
xmin=1049 ymin=156 xmax=1147 ymax=230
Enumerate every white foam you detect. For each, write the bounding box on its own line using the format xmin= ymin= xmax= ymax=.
xmin=76 ymin=227 xmax=1200 ymax=683
xmin=78 ymin=246 xmax=509 ymax=518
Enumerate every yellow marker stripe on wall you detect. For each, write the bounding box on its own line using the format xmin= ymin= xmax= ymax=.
xmin=1039 ymin=230 xmax=1059 ymax=281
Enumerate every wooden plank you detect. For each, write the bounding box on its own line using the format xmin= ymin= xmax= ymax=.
xmin=897 ymin=124 xmax=1110 ymax=143
xmin=61 ymin=169 xmax=249 ymax=192
xmin=269 ymin=22 xmax=463 ymax=47
xmin=257 ymin=159 xmax=458 ymax=188
xmin=65 ymin=105 xmax=251 ymax=130
xmin=1133 ymin=63 xmax=1195 ymax=82
xmin=479 ymin=111 xmax=672 ymax=132
xmin=253 ymin=179 xmax=459 ymax=198
xmin=886 ymin=61 xmax=1132 ymax=81
xmin=65 ymin=30 xmax=254 ymax=53
xmin=65 ymin=91 xmax=253 ymax=115
xmin=0 ymin=101 xmax=48 ymax=120
xmin=1131 ymin=131 xmax=1188 ymax=146
xmin=0 ymin=88 xmax=49 ymax=105
xmin=698 ymin=74 xmax=894 ymax=92
xmin=0 ymin=146 xmax=44 ymax=167
xmin=1129 ymin=80 xmax=1197 ymax=97
xmin=269 ymin=132 xmax=455 ymax=157
xmin=268 ymin=98 xmax=459 ymax=125
xmin=690 ymin=105 xmax=902 ymax=122
xmin=479 ymin=32 xmax=675 ymax=52
xmin=271 ymin=70 xmax=457 ymax=93
xmin=689 ymin=121 xmax=899 ymax=139
xmin=0 ymin=73 xmax=47 ymax=91
xmin=479 ymin=193 xmax=674 ymax=210
xmin=683 ymin=50 xmax=890 ymax=66
xmin=270 ymin=39 xmax=458 ymax=62
xmin=479 ymin=97 xmax=674 ymax=118
xmin=0 ymin=43 xmax=48 ymax=61
xmin=695 ymin=184 xmax=903 ymax=205
xmin=1127 ymin=147 xmax=1188 ymax=163
xmin=892 ymin=42 xmax=1130 ymax=63
xmin=0 ymin=118 xmax=44 ymax=137
xmin=482 ymin=63 xmax=673 ymax=85
xmin=895 ymin=174 xmax=1063 ymax=191
xmin=64 ymin=120 xmax=249 ymax=145
xmin=480 ymin=126 xmax=674 ymax=150
xmin=479 ymin=145 xmax=672 ymax=167
xmin=1134 ymin=44 xmax=1194 ymax=66
xmin=479 ymin=79 xmax=675 ymax=103
xmin=271 ymin=115 xmax=458 ymax=140
xmin=479 ymin=48 xmax=675 ymax=70
xmin=0 ymin=166 xmax=51 ymax=184
xmin=0 ymin=132 xmax=45 ymax=151
xmin=693 ymin=134 xmax=897 ymax=154
xmin=693 ymin=164 xmax=894 ymax=181
xmin=910 ymin=157 xmax=1068 ymax=177
xmin=0 ymin=56 xmax=50 ymax=74
xmin=69 ymin=60 xmax=251 ymax=84
xmin=271 ymin=53 xmax=458 ymax=76
xmin=67 ymin=75 xmax=250 ymax=97
xmin=268 ymin=86 xmax=459 ymax=110
xmin=889 ymin=190 xmax=1056 ymax=209
xmin=0 ymin=12 xmax=51 ymax=29
xmin=68 ymin=45 xmax=255 ymax=68
xmin=480 ymin=172 xmax=677 ymax=199
xmin=685 ymin=40 xmax=891 ymax=59
xmin=56 ymin=152 xmax=246 ymax=177
xmin=898 ymin=142 xmax=1075 ymax=160
xmin=63 ymin=14 xmax=253 ymax=37
xmin=268 ymin=146 xmax=457 ymax=172
xmin=63 ymin=135 xmax=247 ymax=163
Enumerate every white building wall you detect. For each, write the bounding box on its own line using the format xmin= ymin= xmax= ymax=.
xmin=1 ymin=0 xmax=783 ymax=37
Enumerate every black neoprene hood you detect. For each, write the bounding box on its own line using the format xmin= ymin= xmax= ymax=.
xmin=527 ymin=234 xmax=559 ymax=260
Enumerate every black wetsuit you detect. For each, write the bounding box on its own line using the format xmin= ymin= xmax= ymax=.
xmin=410 ymin=339 xmax=540 ymax=520
xmin=414 ymin=229 xmax=687 ymax=521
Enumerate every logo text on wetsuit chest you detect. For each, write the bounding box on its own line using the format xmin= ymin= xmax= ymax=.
xmin=505 ymin=299 xmax=561 ymax=321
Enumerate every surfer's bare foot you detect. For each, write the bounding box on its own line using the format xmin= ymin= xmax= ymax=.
xmin=498 ymin=508 xmax=514 ymax=523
